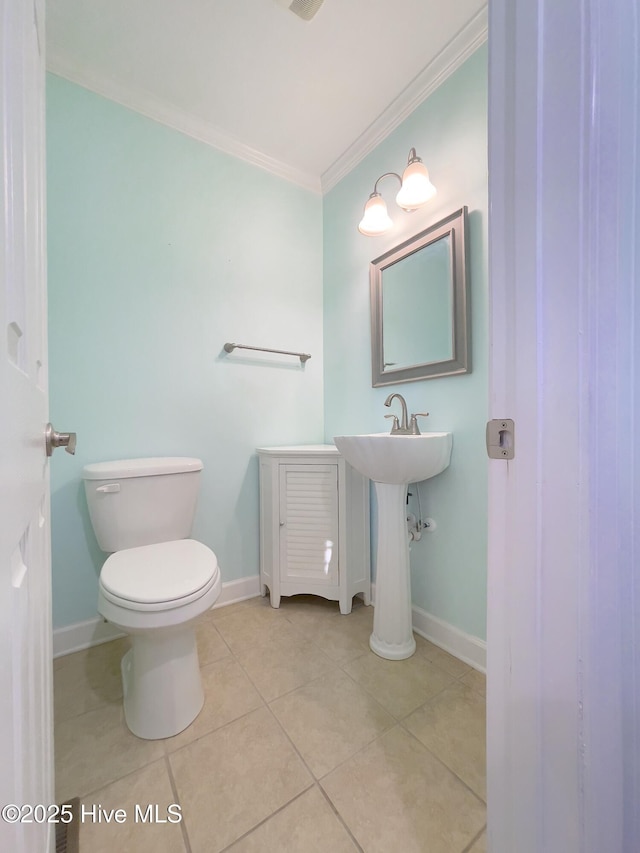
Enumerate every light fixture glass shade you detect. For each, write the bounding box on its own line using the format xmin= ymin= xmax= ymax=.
xmin=358 ymin=194 xmax=393 ymax=236
xmin=395 ymin=160 xmax=437 ymax=211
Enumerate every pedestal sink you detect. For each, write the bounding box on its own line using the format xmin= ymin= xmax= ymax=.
xmin=333 ymin=432 xmax=452 ymax=660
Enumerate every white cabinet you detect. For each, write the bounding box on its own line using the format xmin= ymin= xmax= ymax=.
xmin=257 ymin=445 xmax=370 ymax=614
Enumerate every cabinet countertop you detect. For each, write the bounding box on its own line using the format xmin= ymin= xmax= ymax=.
xmin=256 ymin=444 xmax=340 ymax=456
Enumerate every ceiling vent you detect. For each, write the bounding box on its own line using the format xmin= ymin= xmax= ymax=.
xmin=275 ymin=0 xmax=325 ymax=22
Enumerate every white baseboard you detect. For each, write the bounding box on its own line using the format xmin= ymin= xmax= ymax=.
xmin=52 ymin=617 xmax=126 ymax=658
xmin=411 ymin=604 xmax=486 ymax=673
xmin=53 ymin=574 xmax=262 ymax=659
xmin=214 ymin=574 xmax=262 ymax=608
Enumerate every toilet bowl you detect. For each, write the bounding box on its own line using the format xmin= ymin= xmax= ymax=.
xmin=83 ymin=457 xmax=221 ymax=739
xmin=99 ymin=539 xmax=220 ymax=739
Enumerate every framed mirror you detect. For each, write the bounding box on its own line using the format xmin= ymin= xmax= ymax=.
xmin=370 ymin=206 xmax=470 ymax=386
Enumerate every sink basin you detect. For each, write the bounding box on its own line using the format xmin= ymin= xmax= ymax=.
xmin=333 ymin=432 xmax=452 ymax=484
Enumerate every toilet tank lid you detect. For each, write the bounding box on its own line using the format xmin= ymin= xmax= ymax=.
xmin=83 ymin=457 xmax=203 ymax=480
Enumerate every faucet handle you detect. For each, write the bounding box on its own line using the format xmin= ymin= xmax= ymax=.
xmin=384 ymin=414 xmax=400 ymax=434
xmin=409 ymin=413 xmax=429 ymax=435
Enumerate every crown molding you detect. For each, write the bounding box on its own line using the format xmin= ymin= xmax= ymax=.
xmin=47 ymin=5 xmax=487 ymax=199
xmin=320 ymin=5 xmax=488 ymax=193
xmin=46 ymin=55 xmax=323 ymax=195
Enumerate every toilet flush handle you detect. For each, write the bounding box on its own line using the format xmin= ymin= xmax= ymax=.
xmin=96 ymin=483 xmax=120 ymax=494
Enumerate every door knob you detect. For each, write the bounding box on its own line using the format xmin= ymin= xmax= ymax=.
xmin=45 ymin=423 xmax=77 ymax=457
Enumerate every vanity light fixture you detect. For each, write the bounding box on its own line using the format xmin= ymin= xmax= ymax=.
xmin=358 ymin=148 xmax=436 ymax=236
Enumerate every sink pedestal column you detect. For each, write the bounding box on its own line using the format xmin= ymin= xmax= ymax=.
xmin=369 ymin=482 xmax=416 ymax=660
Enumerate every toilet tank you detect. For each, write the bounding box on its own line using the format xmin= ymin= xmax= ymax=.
xmin=83 ymin=457 xmax=203 ymax=552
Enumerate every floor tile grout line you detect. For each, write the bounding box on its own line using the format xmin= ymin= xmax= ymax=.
xmin=260 ymin=676 xmax=403 ymax=845
xmin=277 ymin=597 xmax=373 ymax=655
xmin=162 ymin=700 xmax=267 ymax=759
xmin=165 ymin=699 xmax=313 ymax=851
xmin=262 ymin=700 xmax=321 ymax=780
xmin=219 ymin=619 xmax=344 ymax=705
xmin=192 ymin=630 xmax=340 ymax=782
xmin=335 ymin=657 xmax=413 ymax=722
xmin=200 ymin=618 xmax=235 ymax=660
xmin=263 ymin=690 xmax=395 ymax=794
xmin=335 ymin=650 xmax=460 ymax=725
xmin=456 ymin=680 xmax=487 ymax=699
xmin=261 ymin=661 xmax=401 ymax=782
xmin=274 ymin=604 xmax=484 ymax=695
xmin=453 ymin=665 xmax=487 ymax=682
xmin=197 ymin=594 xmax=374 ymax=671
xmin=394 ymin=679 xmax=464 ymax=722
xmin=316 ymin=781 xmax=366 ymax=852
xmin=196 ymin=648 xmax=234 ymax=672
xmin=312 ymin=717 xmax=483 ymax=848
xmin=397 ymin=717 xmax=487 ymax=806
xmin=460 ymin=823 xmax=487 ymax=852
xmin=159 ymin=629 xmax=271 ymax=759
xmin=413 ymin=648 xmax=475 ymax=682
xmin=280 ymin=618 xmax=361 ymax=660
xmin=207 ymin=625 xmax=290 ymax=659
xmin=260 ymin=663 xmax=343 ymax=704
xmin=54 ymin=698 xmax=124 ymax=728
xmin=309 ymin=718 xmax=487 ymax=844
xmin=215 ymin=619 xmax=334 ymax=668
xmin=216 ymin=783 xmax=316 ymax=852
xmin=53 ymin=651 xmax=129 ymax=726
xmin=225 ymin=627 xmax=332 ymax=700
xmin=164 ymin=753 xmax=193 ymax=853
xmin=67 ymin=753 xmax=169 ymax=809
xmin=312 ymin=721 xmax=400 ymax=785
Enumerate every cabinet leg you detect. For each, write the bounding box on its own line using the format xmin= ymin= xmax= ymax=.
xmin=260 ymin=583 xmax=268 ymax=597
xmin=362 ymin=587 xmax=371 ymax=607
xmin=270 ymin=591 xmax=281 ymax=609
xmin=339 ymin=597 xmax=352 ymax=615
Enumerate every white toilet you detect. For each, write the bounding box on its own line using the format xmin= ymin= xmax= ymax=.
xmin=83 ymin=456 xmax=221 ymax=740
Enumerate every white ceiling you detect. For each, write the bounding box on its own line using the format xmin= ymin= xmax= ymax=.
xmin=46 ymin=0 xmax=487 ymax=192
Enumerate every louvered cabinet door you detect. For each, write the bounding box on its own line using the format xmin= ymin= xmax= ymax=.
xmin=278 ymin=464 xmax=339 ymax=587
xmin=257 ymin=445 xmax=370 ymax=613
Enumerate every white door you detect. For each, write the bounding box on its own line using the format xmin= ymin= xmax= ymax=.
xmin=1 ymin=1 xmax=54 ymax=851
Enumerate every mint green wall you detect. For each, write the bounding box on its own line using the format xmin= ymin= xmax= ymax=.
xmin=323 ymin=45 xmax=488 ymax=640
xmin=48 ymin=47 xmax=487 ymax=640
xmin=47 ymin=75 xmax=324 ymax=629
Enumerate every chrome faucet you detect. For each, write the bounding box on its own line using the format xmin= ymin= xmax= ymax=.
xmin=384 ymin=393 xmax=409 ymax=433
xmin=384 ymin=393 xmax=429 ymax=435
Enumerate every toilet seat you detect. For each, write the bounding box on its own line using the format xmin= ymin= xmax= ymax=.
xmin=100 ymin=539 xmax=219 ymax=612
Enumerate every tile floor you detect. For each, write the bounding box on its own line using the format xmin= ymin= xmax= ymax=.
xmin=54 ymin=594 xmax=487 ymax=853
